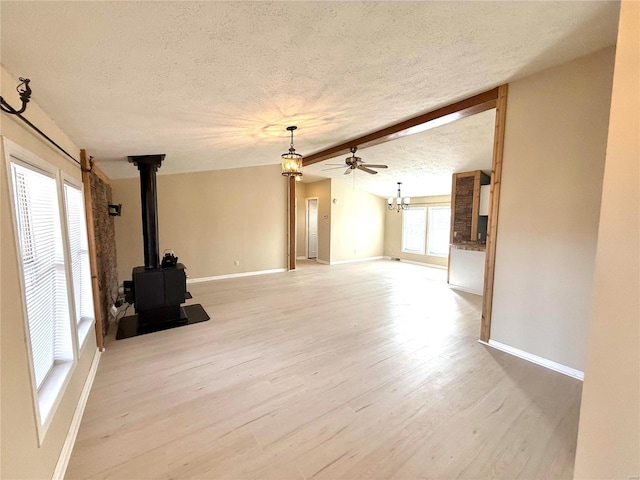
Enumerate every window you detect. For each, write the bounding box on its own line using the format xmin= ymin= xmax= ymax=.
xmin=5 ymin=139 xmax=95 ymax=443
xmin=64 ymin=181 xmax=95 ymax=347
xmin=401 ymin=205 xmax=451 ymax=258
xmin=10 ymin=160 xmax=75 ymax=438
xmin=427 ymin=206 xmax=451 ymax=257
xmin=402 ymin=207 xmax=427 ymax=254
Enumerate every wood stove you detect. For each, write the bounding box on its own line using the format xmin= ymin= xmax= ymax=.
xmin=116 ymin=154 xmax=209 ymax=340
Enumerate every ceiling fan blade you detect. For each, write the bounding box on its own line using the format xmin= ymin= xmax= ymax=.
xmin=364 ymin=164 xmax=388 ymax=169
xmin=325 ymin=163 xmax=346 ymax=166
xmin=344 ymin=168 xmax=352 ymax=175
xmin=358 ymin=166 xmax=378 ymax=175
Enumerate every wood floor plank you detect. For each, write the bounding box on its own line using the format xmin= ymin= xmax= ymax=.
xmin=65 ymin=260 xmax=581 ymax=479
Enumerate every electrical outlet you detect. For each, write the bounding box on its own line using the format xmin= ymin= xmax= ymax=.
xmin=110 ymin=305 xmax=118 ymax=318
xmin=234 ymin=260 xmax=240 ymax=266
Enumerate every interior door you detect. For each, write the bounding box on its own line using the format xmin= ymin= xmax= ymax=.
xmin=307 ymin=199 xmax=318 ymax=259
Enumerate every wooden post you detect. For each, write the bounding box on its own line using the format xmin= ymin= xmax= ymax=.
xmin=80 ymin=150 xmax=105 ymax=351
xmin=288 ymin=176 xmax=296 ymax=271
xmin=481 ymin=84 xmax=508 ymax=342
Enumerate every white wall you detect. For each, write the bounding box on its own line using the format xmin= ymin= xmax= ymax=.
xmin=490 ymin=47 xmax=615 ymax=372
xmin=0 ymin=66 xmax=98 ymax=479
xmin=574 ymin=2 xmax=639 ymax=476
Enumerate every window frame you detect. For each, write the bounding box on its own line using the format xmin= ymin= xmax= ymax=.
xmin=426 ymin=205 xmax=452 ymax=257
xmin=4 ymin=138 xmax=81 ymax=445
xmin=61 ymin=174 xmax=95 ymax=351
xmin=401 ymin=206 xmax=427 ymax=255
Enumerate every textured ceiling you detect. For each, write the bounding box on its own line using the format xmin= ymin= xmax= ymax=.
xmin=0 ymin=1 xmax=619 ymax=196
xmin=305 ymin=109 xmax=496 ymax=198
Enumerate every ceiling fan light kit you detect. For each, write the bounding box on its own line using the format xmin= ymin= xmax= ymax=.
xmin=388 ymin=182 xmax=410 ymax=212
xmin=281 ymin=126 xmax=303 ymax=178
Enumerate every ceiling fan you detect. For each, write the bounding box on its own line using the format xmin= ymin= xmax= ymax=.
xmin=323 ymin=147 xmax=388 ymax=175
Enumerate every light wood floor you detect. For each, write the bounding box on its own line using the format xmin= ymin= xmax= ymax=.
xmin=66 ymin=260 xmax=582 ymax=479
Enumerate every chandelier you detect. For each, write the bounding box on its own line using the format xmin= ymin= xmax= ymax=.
xmin=281 ymin=126 xmax=303 ymax=179
xmin=388 ymin=182 xmax=410 ymax=212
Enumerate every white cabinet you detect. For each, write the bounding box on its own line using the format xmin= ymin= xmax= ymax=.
xmin=449 ymin=248 xmax=485 ymax=295
xmin=479 ymin=185 xmax=490 ymax=216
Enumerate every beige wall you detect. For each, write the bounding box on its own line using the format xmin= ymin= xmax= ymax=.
xmin=330 ymin=181 xmax=385 ymax=263
xmin=384 ymin=195 xmax=451 ymax=267
xmin=490 ymin=47 xmax=615 ymax=372
xmin=111 ymin=165 xmax=288 ymax=281
xmin=574 ymin=2 xmax=639 ymax=476
xmin=295 ymin=181 xmax=307 ymax=258
xmin=1 ymin=67 xmax=98 ymax=479
xmin=296 ymin=179 xmax=384 ymax=263
xmin=302 ymin=179 xmax=331 ymax=263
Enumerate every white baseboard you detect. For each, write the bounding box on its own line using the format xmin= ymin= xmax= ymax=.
xmin=480 ymin=339 xmax=584 ymax=381
xmin=296 ymin=256 xmax=306 ymax=260
xmin=329 ymin=256 xmax=383 ymax=265
xmin=384 ymin=257 xmax=447 ymax=270
xmin=316 ymin=259 xmax=330 ymax=265
xmin=53 ymin=347 xmax=101 ymax=480
xmin=401 ymin=259 xmax=447 ymax=270
xmin=187 ymin=268 xmax=287 ymax=284
xmin=449 ymin=284 xmax=483 ymax=296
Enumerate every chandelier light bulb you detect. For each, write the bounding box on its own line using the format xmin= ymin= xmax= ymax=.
xmin=387 ymin=182 xmax=410 ymax=212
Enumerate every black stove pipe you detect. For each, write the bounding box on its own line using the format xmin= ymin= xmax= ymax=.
xmin=128 ymin=154 xmax=165 ymax=269
xmin=139 ymin=162 xmax=159 ymax=269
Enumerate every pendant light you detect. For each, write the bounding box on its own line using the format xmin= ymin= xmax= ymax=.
xmin=387 ymin=182 xmax=410 ymax=212
xmin=281 ymin=126 xmax=303 ymax=178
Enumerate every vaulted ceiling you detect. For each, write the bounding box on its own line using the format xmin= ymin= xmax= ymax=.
xmin=1 ymin=1 xmax=619 ymax=196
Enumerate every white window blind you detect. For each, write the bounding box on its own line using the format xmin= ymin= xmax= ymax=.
xmin=427 ymin=206 xmax=451 ymax=257
xmin=401 ymin=207 xmax=427 ymax=255
xmin=10 ymin=163 xmax=73 ymax=390
xmin=64 ymin=183 xmax=95 ymax=346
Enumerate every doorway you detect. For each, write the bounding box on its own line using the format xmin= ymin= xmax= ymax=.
xmin=306 ymin=198 xmax=318 ymax=259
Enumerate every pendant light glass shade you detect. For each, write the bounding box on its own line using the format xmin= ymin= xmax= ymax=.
xmin=388 ymin=182 xmax=410 ymax=212
xmin=281 ymin=126 xmax=303 ymax=178
xmin=281 ymin=152 xmax=303 ymax=177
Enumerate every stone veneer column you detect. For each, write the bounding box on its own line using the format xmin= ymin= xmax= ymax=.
xmin=89 ymin=173 xmax=118 ymax=339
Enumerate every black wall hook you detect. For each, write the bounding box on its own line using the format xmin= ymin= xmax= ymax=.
xmin=0 ymin=77 xmax=31 ymax=115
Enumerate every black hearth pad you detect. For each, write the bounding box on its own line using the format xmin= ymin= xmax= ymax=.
xmin=116 ymin=304 xmax=210 ymax=340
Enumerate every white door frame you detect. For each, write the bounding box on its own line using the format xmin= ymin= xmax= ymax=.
xmin=305 ymin=197 xmax=319 ymax=260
